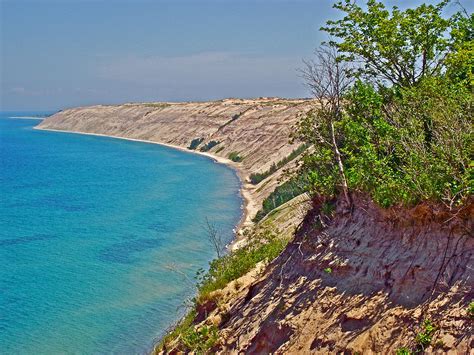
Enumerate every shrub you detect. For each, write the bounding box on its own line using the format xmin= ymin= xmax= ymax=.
xmin=415 ymin=319 xmax=437 ymax=349
xmin=200 ymin=140 xmax=220 ymax=152
xmin=196 ymin=231 xmax=288 ymax=303
xmin=218 ymin=112 xmax=242 ymax=130
xmin=181 ymin=325 xmax=218 ymax=353
xmin=228 ymin=151 xmax=243 ymax=162
xmin=249 ymin=144 xmax=308 ymax=185
xmin=468 ymin=302 xmax=474 ymax=317
xmin=296 ymin=1 xmax=473 ymax=208
xmin=188 ymin=137 xmax=204 ymax=150
xmin=253 ymin=176 xmax=307 ymax=222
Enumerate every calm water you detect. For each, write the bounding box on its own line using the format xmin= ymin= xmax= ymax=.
xmin=0 ymin=113 xmax=242 ymax=354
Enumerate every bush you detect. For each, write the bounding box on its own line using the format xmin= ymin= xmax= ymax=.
xmin=295 ymin=1 xmax=473 ymax=208
xmin=188 ymin=137 xmax=204 ymax=150
xmin=228 ymin=151 xmax=243 ymax=162
xmin=249 ymin=144 xmax=308 ymax=185
xmin=253 ymin=176 xmax=307 ymax=222
xmin=415 ymin=319 xmax=437 ymax=349
xmin=181 ymin=325 xmax=218 ymax=353
xmin=196 ymin=231 xmax=288 ymax=302
xmin=200 ymin=140 xmax=220 ymax=152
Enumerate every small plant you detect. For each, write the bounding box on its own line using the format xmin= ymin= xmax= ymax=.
xmin=433 ymin=339 xmax=445 ymax=349
xmin=228 ymin=151 xmax=243 ymax=162
xmin=467 ymin=302 xmax=474 ymax=317
xmin=396 ymin=347 xmax=412 ymax=355
xmin=321 ymin=201 xmax=336 ymax=216
xmin=415 ymin=319 xmax=436 ymax=349
xmin=188 ymin=137 xmax=204 ymax=150
xmin=324 ymin=267 xmax=332 ymax=274
xmin=181 ymin=325 xmax=218 ymax=353
xmin=215 ymin=146 xmax=225 ymax=154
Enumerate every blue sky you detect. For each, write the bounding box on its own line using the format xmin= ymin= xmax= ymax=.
xmin=1 ymin=0 xmax=471 ymax=110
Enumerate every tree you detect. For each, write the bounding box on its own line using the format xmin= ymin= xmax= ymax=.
xmin=321 ymin=0 xmax=457 ymax=87
xmin=298 ymin=44 xmax=353 ymax=207
xmin=296 ymin=0 xmax=472 ymax=208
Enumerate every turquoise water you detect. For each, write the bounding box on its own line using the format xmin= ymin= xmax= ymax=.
xmin=0 ymin=114 xmax=242 ymax=354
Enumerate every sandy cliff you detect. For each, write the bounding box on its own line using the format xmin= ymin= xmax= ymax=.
xmin=38 ymin=99 xmax=473 ymax=353
xmin=37 ymin=98 xmax=314 ymax=232
xmin=194 ymin=196 xmax=474 ymax=353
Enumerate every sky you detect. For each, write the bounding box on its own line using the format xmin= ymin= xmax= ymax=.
xmin=1 ymin=0 xmax=472 ymax=111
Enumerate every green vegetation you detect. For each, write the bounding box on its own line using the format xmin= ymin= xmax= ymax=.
xmin=188 ymin=137 xmax=204 ymax=150
xmin=415 ymin=319 xmax=437 ymax=348
xmin=215 ymin=146 xmax=225 ymax=154
xmin=218 ymin=112 xmax=243 ymax=130
xmin=143 ymin=103 xmax=170 ymax=109
xmin=197 ymin=230 xmax=288 ymax=302
xmin=156 ymin=229 xmax=288 ymax=352
xmin=295 ymin=0 xmax=473 ymax=208
xmin=249 ymin=144 xmax=308 ymax=184
xmin=396 ymin=348 xmax=412 ymax=355
xmin=396 ymin=319 xmax=438 ymax=354
xmin=228 ymin=151 xmax=244 ymax=162
xmin=200 ymin=140 xmax=220 ymax=152
xmin=468 ymin=302 xmax=474 ymax=317
xmin=181 ymin=325 xmax=218 ymax=353
xmin=253 ymin=176 xmax=307 ymax=222
xmin=159 ymin=1 xmax=473 ymax=352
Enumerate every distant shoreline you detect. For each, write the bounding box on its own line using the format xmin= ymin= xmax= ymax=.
xmin=34 ymin=126 xmax=255 ymax=249
xmin=6 ymin=116 xmax=46 ymax=120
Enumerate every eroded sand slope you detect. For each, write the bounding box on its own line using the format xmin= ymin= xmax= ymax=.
xmin=38 ymin=98 xmax=314 ymax=228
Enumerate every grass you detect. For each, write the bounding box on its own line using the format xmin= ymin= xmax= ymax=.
xmin=181 ymin=325 xmax=218 ymax=353
xmin=196 ymin=231 xmax=288 ymax=302
xmin=157 ymin=229 xmax=288 ymax=352
xmin=143 ymin=103 xmax=171 ymax=109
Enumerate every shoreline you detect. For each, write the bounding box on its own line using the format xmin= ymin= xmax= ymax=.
xmin=33 ymin=126 xmax=255 ymax=247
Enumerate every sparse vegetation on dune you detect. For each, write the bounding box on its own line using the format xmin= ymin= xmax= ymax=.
xmin=249 ymin=144 xmax=308 ymax=185
xmin=227 ymin=151 xmax=244 ymax=162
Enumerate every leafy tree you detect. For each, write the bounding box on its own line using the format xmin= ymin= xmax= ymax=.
xmin=322 ymin=0 xmax=458 ymax=86
xmin=296 ymin=0 xmax=473 ymax=208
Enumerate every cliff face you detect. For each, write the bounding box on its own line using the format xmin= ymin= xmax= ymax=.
xmin=38 ymin=98 xmax=313 ymax=227
xmin=204 ymin=196 xmax=473 ymax=353
xmin=39 ymin=99 xmax=473 ymax=353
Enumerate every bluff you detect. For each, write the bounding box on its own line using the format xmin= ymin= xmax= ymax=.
xmin=37 ymin=98 xmax=313 ymax=231
xmin=38 ymin=98 xmax=473 ymax=353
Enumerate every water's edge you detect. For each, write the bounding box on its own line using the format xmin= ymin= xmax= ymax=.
xmin=34 ymin=126 xmax=252 ymax=247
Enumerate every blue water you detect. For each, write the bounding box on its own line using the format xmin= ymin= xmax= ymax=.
xmin=0 ymin=113 xmax=242 ymax=354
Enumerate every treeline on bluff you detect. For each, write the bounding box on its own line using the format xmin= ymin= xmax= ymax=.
xmin=254 ymin=0 xmax=472 ymax=224
xmin=290 ymin=0 xmax=472 ymax=212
